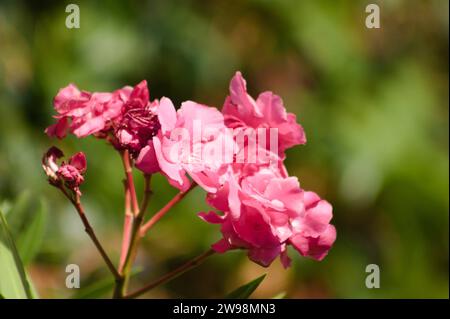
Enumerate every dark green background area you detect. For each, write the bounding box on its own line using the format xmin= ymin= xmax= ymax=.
xmin=0 ymin=0 xmax=448 ymax=298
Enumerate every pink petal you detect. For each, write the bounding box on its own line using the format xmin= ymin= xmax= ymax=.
xmin=247 ymin=246 xmax=281 ymax=267
xmin=69 ymin=152 xmax=87 ymax=173
xmin=211 ymin=238 xmax=233 ymax=253
xmin=229 ymin=72 xmax=260 ymax=117
xmin=45 ymin=117 xmax=70 ymax=139
xmin=135 ymin=142 xmax=160 ymax=174
xmin=72 ymin=116 xmax=105 ymax=137
xmin=152 ymin=136 xmax=190 ymax=191
xmin=256 ymin=91 xmax=287 ymax=124
xmin=303 ymin=199 xmax=333 ymax=236
xmin=53 ymin=84 xmax=85 ymax=114
xmin=290 ymin=225 xmax=336 ymax=261
xmin=198 ymin=211 xmax=224 ymax=224
xmin=280 ymin=246 xmax=292 ymax=269
xmin=158 ymin=97 xmax=177 ymax=134
xmin=130 ymin=80 xmax=149 ymax=105
xmin=303 ymin=191 xmax=321 ymax=209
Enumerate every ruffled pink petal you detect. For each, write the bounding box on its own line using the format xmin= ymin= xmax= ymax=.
xmin=290 ymin=225 xmax=336 ymax=261
xmin=53 ymin=84 xmax=86 ymax=114
xmin=206 ymin=183 xmax=230 ymax=212
xmin=45 ymin=117 xmax=70 ymax=139
xmin=129 ymin=80 xmax=149 ymax=105
xmin=232 ymin=205 xmax=279 ymax=248
xmin=255 ymin=92 xmax=287 ymax=125
xmin=303 ymin=191 xmax=322 ymax=209
xmin=229 ymin=71 xmax=260 ymax=118
xmin=211 ymin=238 xmax=233 ymax=253
xmin=69 ymin=152 xmax=87 ymax=173
xmin=248 ymin=246 xmax=281 ymax=267
xmin=264 ymin=176 xmax=304 ymax=214
xmin=302 ymin=200 xmax=333 ymax=237
xmin=178 ymin=101 xmax=225 ymax=134
xmin=158 ymin=97 xmax=177 ymax=134
xmin=72 ymin=116 xmax=105 ymax=137
xmin=188 ymin=170 xmax=220 ymax=193
xmin=198 ymin=211 xmax=224 ymax=224
xmin=153 ymin=136 xmax=190 ymax=191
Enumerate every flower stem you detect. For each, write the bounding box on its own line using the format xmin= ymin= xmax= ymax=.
xmin=118 ymin=180 xmax=132 ymax=272
xmin=140 ymin=182 xmax=197 ymax=236
xmin=59 ymin=187 xmax=120 ymax=281
xmin=124 ymin=249 xmax=215 ymax=299
xmin=114 ymin=173 xmax=152 ymax=298
xmin=121 ymin=149 xmax=139 ymax=215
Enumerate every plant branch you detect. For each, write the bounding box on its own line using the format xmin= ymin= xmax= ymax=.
xmin=59 ymin=187 xmax=121 ymax=281
xmin=114 ymin=173 xmax=153 ymax=298
xmin=140 ymin=182 xmax=197 ymax=236
xmin=118 ymin=180 xmax=133 ymax=272
xmin=140 ymin=174 xmax=153 ymax=214
xmin=125 ymin=249 xmax=215 ymax=299
xmin=120 ymin=149 xmax=139 ymax=216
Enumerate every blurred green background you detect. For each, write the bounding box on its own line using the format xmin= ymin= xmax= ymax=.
xmin=0 ymin=0 xmax=448 ymax=298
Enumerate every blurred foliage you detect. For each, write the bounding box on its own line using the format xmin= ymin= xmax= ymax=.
xmin=0 ymin=0 xmax=448 ymax=298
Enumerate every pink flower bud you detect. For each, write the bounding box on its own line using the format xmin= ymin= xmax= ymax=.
xmin=42 ymin=147 xmax=87 ymax=194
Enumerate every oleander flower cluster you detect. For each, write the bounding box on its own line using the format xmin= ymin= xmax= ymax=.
xmin=43 ymin=71 xmax=335 ymax=280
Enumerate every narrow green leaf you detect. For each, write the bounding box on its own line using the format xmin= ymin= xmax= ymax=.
xmin=6 ymin=191 xmax=31 ymax=233
xmin=0 ymin=210 xmax=33 ymax=299
xmin=226 ymin=274 xmax=266 ymax=299
xmin=17 ymin=200 xmax=47 ymax=265
xmin=28 ymin=272 xmax=40 ymax=299
xmin=0 ymin=200 xmax=12 ymax=216
xmin=272 ymin=291 xmax=286 ymax=299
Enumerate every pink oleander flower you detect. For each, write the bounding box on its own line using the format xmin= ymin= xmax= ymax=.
xmin=45 ymin=81 xmax=184 ymax=182
xmin=114 ymin=80 xmax=164 ymax=156
xmin=137 ymin=100 xmax=235 ymax=192
xmin=45 ymin=84 xmax=131 ymax=138
xmin=222 ymin=72 xmax=306 ymax=158
xmin=200 ymin=169 xmax=335 ymax=267
xmin=42 ymin=146 xmax=87 ymax=194
xmin=196 ymin=72 xmax=336 ymax=268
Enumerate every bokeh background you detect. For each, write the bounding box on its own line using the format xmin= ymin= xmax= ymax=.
xmin=0 ymin=0 xmax=448 ymax=298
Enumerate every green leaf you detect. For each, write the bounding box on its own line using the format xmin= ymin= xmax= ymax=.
xmin=6 ymin=191 xmax=31 ymax=233
xmin=16 ymin=200 xmax=47 ymax=265
xmin=0 ymin=209 xmax=34 ymax=299
xmin=28 ymin=272 xmax=40 ymax=299
xmin=272 ymin=291 xmax=286 ymax=299
xmin=0 ymin=200 xmax=12 ymax=216
xmin=226 ymin=274 xmax=266 ymax=299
